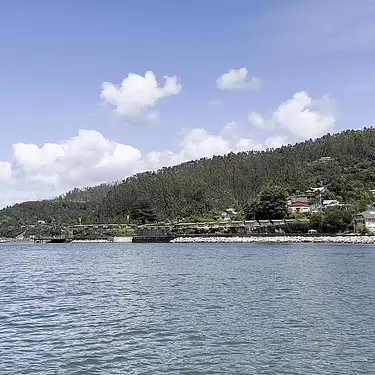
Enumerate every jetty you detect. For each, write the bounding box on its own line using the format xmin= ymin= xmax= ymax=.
xmin=171 ymin=235 xmax=375 ymax=244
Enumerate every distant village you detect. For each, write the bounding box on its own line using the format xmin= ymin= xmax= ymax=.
xmin=4 ymin=182 xmax=375 ymax=243
xmin=215 ymin=185 xmax=375 ymax=234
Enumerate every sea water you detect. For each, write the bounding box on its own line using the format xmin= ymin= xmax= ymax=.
xmin=1 ymin=242 xmax=375 ymax=374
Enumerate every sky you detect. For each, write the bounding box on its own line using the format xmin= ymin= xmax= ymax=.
xmin=1 ymin=0 xmax=375 ymax=207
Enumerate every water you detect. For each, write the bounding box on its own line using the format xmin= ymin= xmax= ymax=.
xmin=1 ymin=243 xmax=375 ymax=374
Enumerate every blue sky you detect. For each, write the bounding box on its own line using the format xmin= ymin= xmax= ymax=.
xmin=0 ymin=0 xmax=374 ymax=206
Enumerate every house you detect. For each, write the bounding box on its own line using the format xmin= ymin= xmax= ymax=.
xmin=353 ymin=210 xmax=375 ymax=233
xmin=306 ymin=187 xmax=326 ymax=195
xmin=322 ymin=199 xmax=340 ymax=208
xmin=290 ymin=201 xmax=310 ymax=213
xmin=288 ymin=196 xmax=310 ymax=213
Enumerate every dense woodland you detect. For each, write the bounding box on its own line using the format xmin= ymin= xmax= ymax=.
xmin=1 ymin=128 xmax=375 ymax=237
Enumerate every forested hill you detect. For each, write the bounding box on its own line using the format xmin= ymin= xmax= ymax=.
xmin=89 ymin=128 xmax=375 ymax=221
xmin=1 ymin=128 xmax=375 ymax=233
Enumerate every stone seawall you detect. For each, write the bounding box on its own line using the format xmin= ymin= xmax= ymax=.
xmin=171 ymin=236 xmax=375 ymax=244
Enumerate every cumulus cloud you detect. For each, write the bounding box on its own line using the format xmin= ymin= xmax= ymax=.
xmin=145 ymin=121 xmax=263 ymax=170
xmin=0 ymin=161 xmax=11 ymax=184
xmin=265 ymin=135 xmax=289 ymax=149
xmin=2 ymin=103 xmax=327 ymax=207
xmin=0 ymin=90 xmax=337 ymax=206
xmin=248 ymin=111 xmax=265 ymax=129
xmin=8 ymin=130 xmax=142 ymax=192
xmin=273 ymin=91 xmax=335 ymax=138
xmin=216 ymin=67 xmax=261 ymax=90
xmin=0 ymin=123 xmax=271 ymax=206
xmin=248 ymin=91 xmax=336 ymax=139
xmin=100 ymin=71 xmax=182 ymax=123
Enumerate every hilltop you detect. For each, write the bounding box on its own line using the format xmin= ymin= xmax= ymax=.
xmin=1 ymin=128 xmax=374 ymax=237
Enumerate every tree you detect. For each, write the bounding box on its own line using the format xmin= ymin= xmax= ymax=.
xmin=130 ymin=200 xmax=157 ymax=224
xmin=244 ymin=198 xmax=260 ymax=220
xmin=310 ymin=207 xmax=352 ymax=233
xmin=324 ymin=207 xmax=352 ymax=233
xmin=244 ymin=187 xmax=288 ymax=221
xmin=357 ymin=224 xmax=371 ymax=235
xmin=310 ymin=212 xmax=325 ymax=233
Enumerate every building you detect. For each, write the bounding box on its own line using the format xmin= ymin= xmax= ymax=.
xmin=290 ymin=201 xmax=310 ymax=213
xmin=288 ymin=196 xmax=310 ymax=213
xmin=322 ymin=199 xmax=340 ymax=207
xmin=353 ymin=210 xmax=375 ymax=233
xmin=306 ymin=187 xmax=326 ymax=195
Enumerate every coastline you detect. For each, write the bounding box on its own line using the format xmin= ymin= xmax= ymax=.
xmin=2 ymin=235 xmax=375 ymax=245
xmin=171 ymin=235 xmax=375 ymax=244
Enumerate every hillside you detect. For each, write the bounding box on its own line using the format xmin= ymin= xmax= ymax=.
xmin=1 ymin=128 xmax=374 ymax=236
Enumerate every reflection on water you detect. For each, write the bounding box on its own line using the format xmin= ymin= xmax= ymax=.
xmin=0 ymin=243 xmax=375 ymax=374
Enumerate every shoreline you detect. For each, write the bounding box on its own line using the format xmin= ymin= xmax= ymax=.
xmin=171 ymin=235 xmax=375 ymax=244
xmin=2 ymin=235 xmax=375 ymax=245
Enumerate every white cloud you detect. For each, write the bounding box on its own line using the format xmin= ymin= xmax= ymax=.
xmin=145 ymin=121 xmax=263 ymax=169
xmin=100 ymin=71 xmax=182 ymax=123
xmin=207 ymin=100 xmax=222 ymax=106
xmin=4 ymin=98 xmax=335 ymax=207
xmin=0 ymin=124 xmax=269 ymax=207
xmin=248 ymin=111 xmax=265 ymax=129
xmin=273 ymin=91 xmax=335 ymax=138
xmin=0 ymin=89 xmax=337 ymax=207
xmin=248 ymin=91 xmax=335 ymax=139
xmin=265 ymin=135 xmax=289 ymax=149
xmin=0 ymin=161 xmax=11 ymax=184
xmin=7 ymin=130 xmax=142 ymax=193
xmin=216 ymin=67 xmax=262 ymax=90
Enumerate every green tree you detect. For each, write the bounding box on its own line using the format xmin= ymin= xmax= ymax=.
xmin=310 ymin=207 xmax=352 ymax=233
xmin=244 ymin=187 xmax=287 ymax=221
xmin=130 ymin=200 xmax=157 ymax=224
xmin=324 ymin=207 xmax=352 ymax=233
xmin=244 ymin=198 xmax=260 ymax=220
xmin=310 ymin=212 xmax=325 ymax=233
xmin=357 ymin=224 xmax=371 ymax=235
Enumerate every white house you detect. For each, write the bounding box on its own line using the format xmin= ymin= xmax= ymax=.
xmin=307 ymin=187 xmax=326 ymax=195
xmin=353 ymin=210 xmax=375 ymax=233
xmin=322 ymin=200 xmax=340 ymax=208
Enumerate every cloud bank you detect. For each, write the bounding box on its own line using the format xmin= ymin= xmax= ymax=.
xmin=0 ymin=90 xmax=336 ymax=207
xmin=0 ymin=123 xmax=279 ymax=207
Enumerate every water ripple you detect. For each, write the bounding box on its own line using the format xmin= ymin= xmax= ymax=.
xmin=0 ymin=242 xmax=375 ymax=374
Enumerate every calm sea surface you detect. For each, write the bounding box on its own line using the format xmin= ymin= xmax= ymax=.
xmin=1 ymin=243 xmax=375 ymax=374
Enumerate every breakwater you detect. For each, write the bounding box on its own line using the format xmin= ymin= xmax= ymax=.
xmin=171 ymin=235 xmax=375 ymax=244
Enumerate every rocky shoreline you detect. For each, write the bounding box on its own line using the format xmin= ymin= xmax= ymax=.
xmin=171 ymin=235 xmax=375 ymax=244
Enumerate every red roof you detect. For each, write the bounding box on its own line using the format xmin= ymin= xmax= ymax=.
xmin=291 ymin=202 xmax=310 ymax=207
